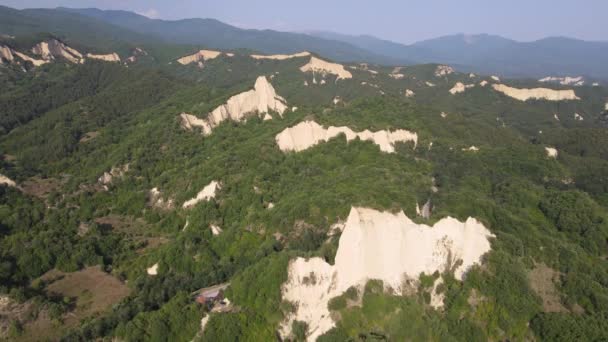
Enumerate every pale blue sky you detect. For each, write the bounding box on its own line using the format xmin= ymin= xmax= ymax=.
xmin=1 ymin=0 xmax=606 ymax=44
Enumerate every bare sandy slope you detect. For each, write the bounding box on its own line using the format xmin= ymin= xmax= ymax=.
xmin=183 ymin=180 xmax=220 ymax=208
xmin=492 ymin=84 xmax=579 ymax=101
xmin=188 ymin=76 xmax=287 ymax=135
xmin=280 ymin=207 xmax=494 ymax=341
xmin=177 ymin=49 xmax=224 ymax=66
xmin=13 ymin=51 xmax=48 ymax=66
xmin=87 ymin=53 xmax=121 ymax=62
xmin=0 ymin=45 xmax=14 ymax=62
xmin=250 ymin=51 xmax=310 ymax=60
xmin=275 ymin=121 xmax=417 ymax=153
xmin=300 ymin=56 xmax=352 ymax=80
xmin=32 ymin=40 xmax=83 ymax=64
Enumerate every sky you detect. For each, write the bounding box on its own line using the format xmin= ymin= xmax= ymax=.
xmin=1 ymin=0 xmax=606 ymax=44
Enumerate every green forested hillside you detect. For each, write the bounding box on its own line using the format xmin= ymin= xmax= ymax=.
xmin=1 ymin=19 xmax=608 ymax=342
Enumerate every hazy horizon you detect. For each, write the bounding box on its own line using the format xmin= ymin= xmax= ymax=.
xmin=0 ymin=0 xmax=606 ymax=44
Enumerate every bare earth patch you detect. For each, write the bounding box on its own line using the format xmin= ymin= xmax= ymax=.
xmin=21 ymin=177 xmax=62 ymax=199
xmin=528 ymin=263 xmax=568 ymax=313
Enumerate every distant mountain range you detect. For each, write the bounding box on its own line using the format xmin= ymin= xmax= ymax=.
xmin=2 ymin=6 xmax=608 ymax=79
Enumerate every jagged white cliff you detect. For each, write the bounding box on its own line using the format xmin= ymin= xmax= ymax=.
xmin=280 ymin=207 xmax=494 ymax=341
xmin=300 ymin=56 xmax=352 ymax=80
xmin=492 ymin=84 xmax=580 ymax=101
xmin=182 ymin=76 xmax=287 ymax=135
xmin=275 ymin=121 xmax=418 ymax=153
xmin=177 ymin=49 xmax=227 ymax=67
xmin=32 ymin=39 xmax=84 ymax=64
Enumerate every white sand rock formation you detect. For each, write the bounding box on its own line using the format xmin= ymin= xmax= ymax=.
xmin=250 ymin=51 xmax=310 ymax=60
xmin=441 ymin=112 xmax=448 ymax=118
xmin=491 ymin=75 xmax=501 ymax=82
xmin=0 ymin=174 xmax=17 ymax=187
xmin=463 ymin=146 xmax=479 ymax=152
xmin=210 ymin=224 xmax=223 ymax=236
xmin=300 ymin=56 xmax=352 ymax=80
xmin=479 ymin=80 xmax=488 ymax=87
xmin=280 ymin=207 xmax=494 ymax=341
xmin=149 ymin=187 xmax=174 ymax=210
xmin=13 ymin=51 xmax=48 ymax=66
xmin=434 ymin=65 xmax=454 ymax=77
xmin=545 ymin=147 xmax=558 ymax=158
xmin=389 ymin=73 xmax=405 ymax=79
xmin=276 ymin=121 xmax=418 ymax=154
xmin=147 ymin=263 xmax=159 ymax=275
xmin=405 ymin=89 xmax=415 ymax=97
xmin=32 ymin=40 xmax=83 ymax=64
xmin=186 ymin=76 xmax=287 ymax=135
xmin=87 ymin=52 xmax=120 ymax=63
xmin=492 ymin=84 xmax=580 ymax=101
xmin=449 ymin=82 xmax=474 ymax=94
xmin=574 ymin=113 xmax=584 ymax=121
xmin=98 ymin=164 xmax=129 ymax=185
xmin=0 ymin=45 xmax=14 ymax=63
xmin=183 ymin=180 xmax=220 ymax=208
xmin=177 ymin=49 xmax=224 ymax=67
xmin=426 ymin=81 xmax=436 ymax=87
xmin=539 ymin=76 xmax=584 ymax=86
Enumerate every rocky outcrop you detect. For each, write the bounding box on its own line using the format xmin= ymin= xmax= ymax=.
xmin=449 ymin=82 xmax=475 ymax=94
xmin=177 ymin=49 xmax=224 ymax=66
xmin=275 ymin=120 xmax=418 ymax=153
xmin=405 ymin=89 xmax=415 ymax=97
xmin=188 ymin=76 xmax=287 ymax=135
xmin=87 ymin=52 xmax=121 ymax=62
xmin=300 ymin=56 xmax=352 ymax=80
xmin=0 ymin=45 xmax=14 ymax=63
xmin=250 ymin=51 xmax=310 ymax=60
xmin=434 ymin=65 xmax=454 ymax=77
xmin=280 ymin=207 xmax=494 ymax=341
xmin=183 ymin=181 xmax=220 ymax=209
xmin=149 ymin=188 xmax=175 ymax=210
xmin=492 ymin=84 xmax=580 ymax=101
xmin=32 ymin=39 xmax=84 ymax=64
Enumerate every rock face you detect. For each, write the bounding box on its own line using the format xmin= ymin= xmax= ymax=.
xmin=539 ymin=76 xmax=584 ymax=86
xmin=190 ymin=76 xmax=287 ymax=135
xmin=98 ymin=164 xmax=129 ymax=185
xmin=12 ymin=51 xmax=47 ymax=66
xmin=280 ymin=207 xmax=494 ymax=341
xmin=449 ymin=82 xmax=474 ymax=94
xmin=177 ymin=49 xmax=224 ymax=66
xmin=300 ymin=56 xmax=352 ymax=80
xmin=405 ymin=89 xmax=415 ymax=97
xmin=32 ymin=40 xmax=83 ymax=64
xmin=250 ymin=51 xmax=310 ymax=60
xmin=87 ymin=53 xmax=121 ymax=62
xmin=275 ymin=121 xmax=418 ymax=153
xmin=183 ymin=181 xmax=220 ymax=209
xmin=0 ymin=45 xmax=14 ymax=63
xmin=492 ymin=84 xmax=580 ymax=101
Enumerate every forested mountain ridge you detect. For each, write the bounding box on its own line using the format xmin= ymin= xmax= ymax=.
xmin=1 ymin=6 xmax=608 ymax=341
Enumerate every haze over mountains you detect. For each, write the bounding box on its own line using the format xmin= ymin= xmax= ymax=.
xmin=1 ymin=6 xmax=606 ymax=80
